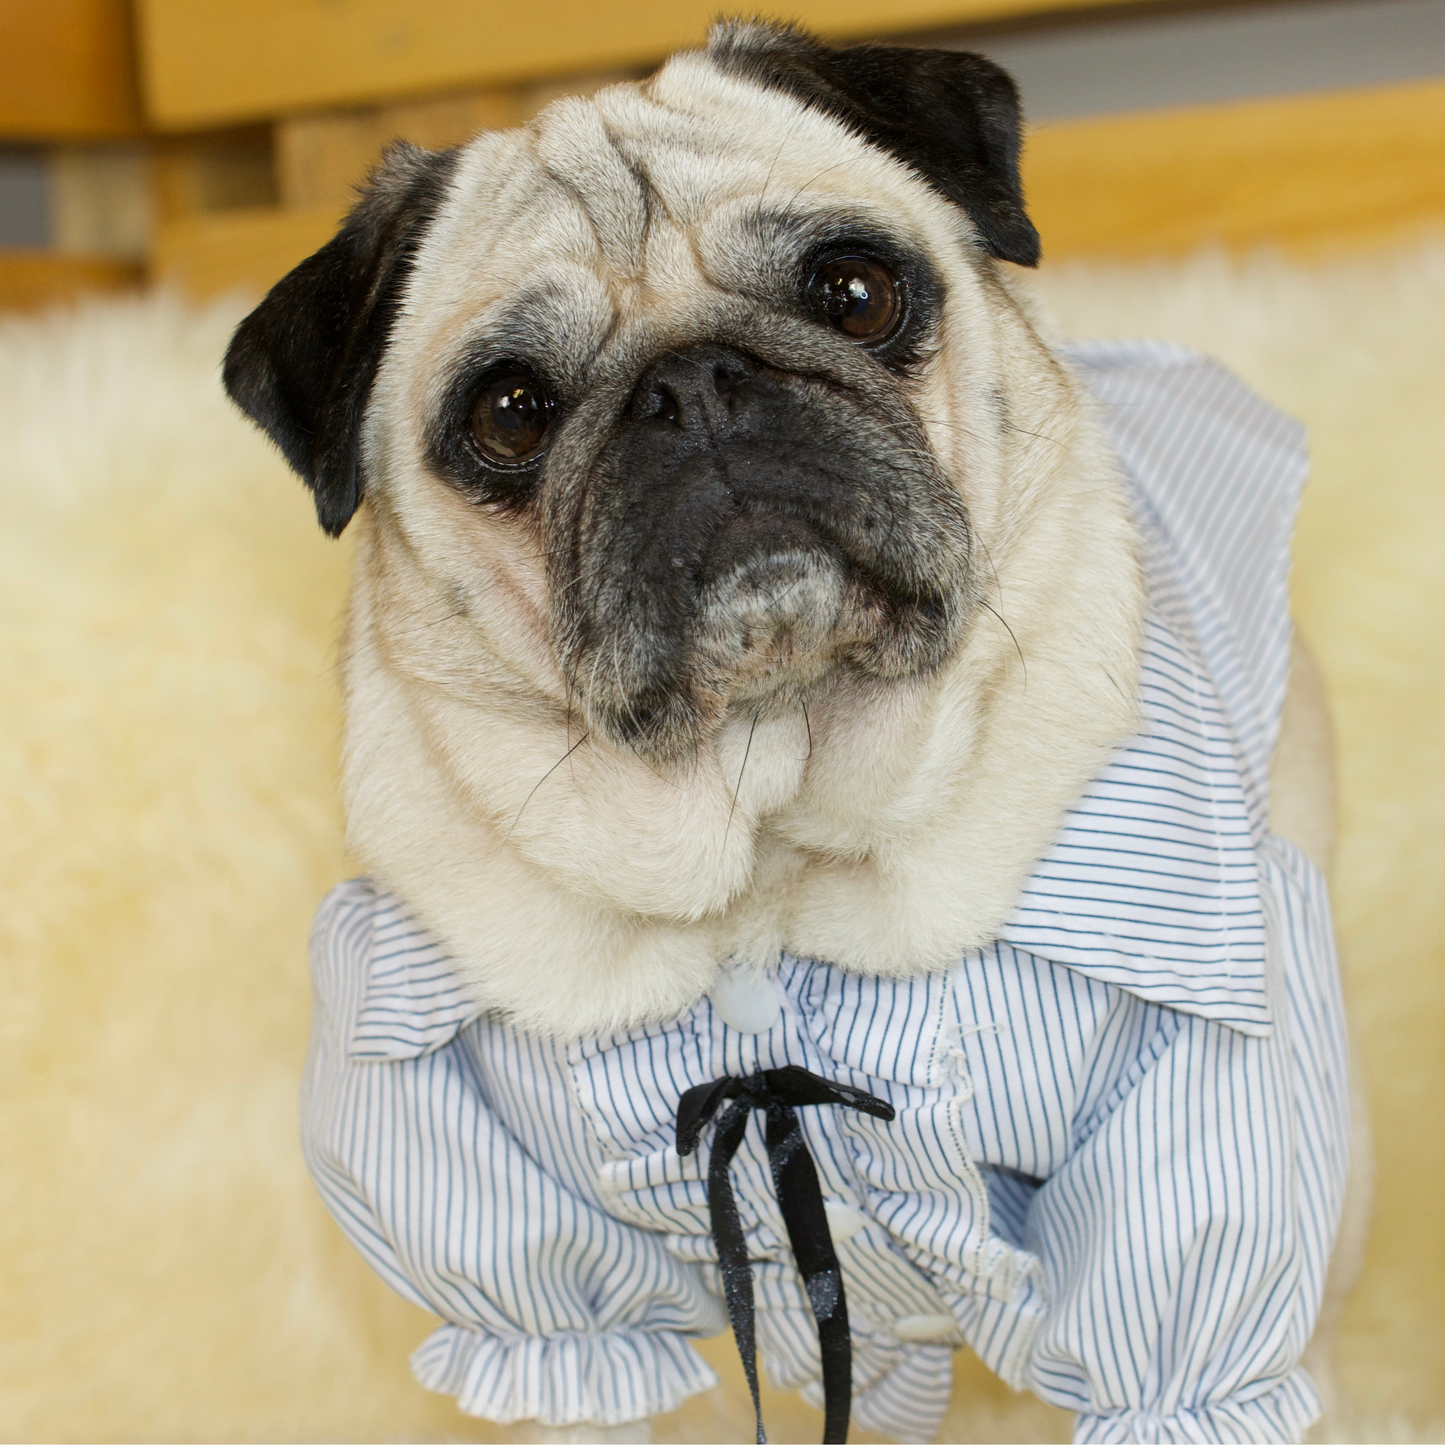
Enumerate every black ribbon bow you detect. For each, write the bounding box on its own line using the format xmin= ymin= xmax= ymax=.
xmin=675 ymin=1065 xmax=896 ymax=1445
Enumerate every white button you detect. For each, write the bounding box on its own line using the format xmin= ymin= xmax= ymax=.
xmin=891 ymin=1312 xmax=960 ymax=1343
xmin=708 ymin=965 xmax=781 ymax=1034
xmin=822 ymin=1200 xmax=868 ymax=1241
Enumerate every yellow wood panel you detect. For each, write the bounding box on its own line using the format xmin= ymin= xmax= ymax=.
xmin=274 ymin=71 xmax=633 ymax=210
xmin=149 ymin=203 xmax=344 ymax=299
xmin=134 ymin=0 xmax=1153 ymax=130
xmin=1024 ymin=78 xmax=1445 ymax=260
xmin=152 ymin=79 xmax=1445 ymax=300
xmin=0 ymin=0 xmax=141 ymax=139
xmin=276 ymin=90 xmax=522 ymax=210
xmin=0 ymin=250 xmax=142 ymax=312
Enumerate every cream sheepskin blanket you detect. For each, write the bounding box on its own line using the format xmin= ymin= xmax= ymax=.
xmin=4 ymin=244 xmax=1443 ymax=1443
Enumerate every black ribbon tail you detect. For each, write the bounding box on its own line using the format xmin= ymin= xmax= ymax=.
xmin=677 ymin=1075 xmax=737 ymax=1155
xmin=706 ymin=1098 xmax=766 ymax=1445
xmin=675 ymin=1066 xmax=896 ymax=1445
xmin=766 ymin=1100 xmax=852 ymax=1445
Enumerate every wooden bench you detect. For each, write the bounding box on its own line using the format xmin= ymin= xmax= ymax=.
xmin=3 ymin=0 xmax=1444 ymax=311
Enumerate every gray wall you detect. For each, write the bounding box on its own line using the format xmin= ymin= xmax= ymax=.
xmin=0 ymin=149 xmax=48 ymax=249
xmin=928 ymin=0 xmax=1445 ymax=121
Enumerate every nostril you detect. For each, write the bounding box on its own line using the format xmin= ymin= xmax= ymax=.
xmin=633 ymin=383 xmax=681 ymax=425
xmin=630 ymin=347 xmax=756 ymax=429
xmin=713 ymin=360 xmax=751 ymax=398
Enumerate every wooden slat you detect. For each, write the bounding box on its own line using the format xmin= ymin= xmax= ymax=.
xmin=0 ymin=0 xmax=141 ymax=139
xmin=149 ymin=204 xmax=343 ymax=300
xmin=273 ymin=71 xmax=634 ymax=210
xmin=276 ymin=90 xmax=522 ymax=210
xmin=48 ymin=146 xmax=153 ymax=259
xmin=1024 ymin=77 xmax=1445 ymax=259
xmin=151 ymin=128 xmax=279 ymax=224
xmin=134 ymin=0 xmax=1153 ymax=131
xmin=152 ymin=78 xmax=1445 ymax=301
xmin=0 ymin=251 xmax=142 ymax=312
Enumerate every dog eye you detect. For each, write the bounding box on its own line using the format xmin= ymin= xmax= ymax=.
xmin=807 ymin=255 xmax=901 ymax=343
xmin=470 ymin=370 xmax=556 ymax=463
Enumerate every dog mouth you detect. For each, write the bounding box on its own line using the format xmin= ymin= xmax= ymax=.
xmin=558 ymin=497 xmax=963 ymax=759
xmin=695 ymin=507 xmax=952 ymax=682
xmin=699 ymin=519 xmax=849 ymax=687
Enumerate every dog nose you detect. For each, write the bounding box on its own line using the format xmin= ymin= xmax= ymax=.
xmin=630 ymin=346 xmax=758 ymax=434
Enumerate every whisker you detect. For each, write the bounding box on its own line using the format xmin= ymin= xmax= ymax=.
xmin=723 ymin=708 xmax=761 ymax=850
xmin=1100 ymin=666 xmax=1129 ymax=702
xmin=980 ymin=599 xmax=1027 ymax=689
xmin=759 ymin=136 xmax=787 ymax=206
xmin=1002 ymin=421 xmax=1065 ymax=451
xmin=499 ymin=731 xmax=591 ymax=851
xmin=787 ymin=160 xmax=849 ymax=206
xmin=564 ymin=675 xmax=583 ymax=788
xmin=976 ymin=535 xmax=1004 ymax=602
xmin=625 ymin=736 xmax=675 ymax=785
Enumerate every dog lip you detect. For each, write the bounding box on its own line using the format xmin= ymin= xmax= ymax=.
xmin=686 ymin=504 xmax=948 ymax=622
xmin=695 ymin=508 xmax=830 ymax=584
xmin=699 ymin=545 xmax=846 ymax=639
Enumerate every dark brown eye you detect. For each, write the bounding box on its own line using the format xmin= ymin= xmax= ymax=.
xmin=470 ymin=370 xmax=555 ymax=463
xmin=807 ymin=254 xmax=901 ymax=342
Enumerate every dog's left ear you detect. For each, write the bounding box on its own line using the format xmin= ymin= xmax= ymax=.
xmin=223 ymin=141 xmax=459 ymax=536
xmin=709 ymin=21 xmax=1040 ymax=267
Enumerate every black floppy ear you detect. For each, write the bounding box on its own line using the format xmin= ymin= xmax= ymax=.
xmin=708 ymin=21 xmax=1040 ymax=267
xmin=223 ymin=141 xmax=460 ymax=536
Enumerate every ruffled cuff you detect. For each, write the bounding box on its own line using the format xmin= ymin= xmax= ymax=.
xmin=1074 ymin=1368 xmax=1323 ymax=1444
xmin=411 ymin=1323 xmax=719 ymax=1427
xmin=413 ymin=1323 xmax=716 ymax=1427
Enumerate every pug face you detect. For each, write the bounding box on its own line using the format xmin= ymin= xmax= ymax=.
xmin=428 ymin=217 xmax=981 ymax=765
xmin=225 ymin=22 xmax=1141 ymax=1034
xmin=227 ymin=23 xmax=1040 ymax=764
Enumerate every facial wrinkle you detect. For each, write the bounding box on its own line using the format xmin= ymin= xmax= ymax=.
xmin=532 ymin=98 xmax=650 ymax=278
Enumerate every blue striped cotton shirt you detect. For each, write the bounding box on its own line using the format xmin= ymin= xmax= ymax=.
xmin=301 ymin=343 xmax=1349 ymax=1444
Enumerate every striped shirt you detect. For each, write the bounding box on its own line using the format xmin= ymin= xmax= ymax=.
xmin=301 ymin=343 xmax=1349 ymax=1443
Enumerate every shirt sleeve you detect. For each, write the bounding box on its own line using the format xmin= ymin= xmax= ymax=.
xmin=1021 ymin=838 xmax=1348 ymax=1443
xmin=1065 ymin=341 xmax=1309 ymax=810
xmin=299 ymin=883 xmax=724 ymax=1428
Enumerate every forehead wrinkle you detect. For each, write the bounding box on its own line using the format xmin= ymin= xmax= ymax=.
xmin=531 ymin=97 xmax=650 ymax=278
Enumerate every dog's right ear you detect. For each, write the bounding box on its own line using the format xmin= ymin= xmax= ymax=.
xmin=223 ymin=142 xmax=459 ymax=537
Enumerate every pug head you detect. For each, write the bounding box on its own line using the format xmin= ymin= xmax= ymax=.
xmin=223 ymin=20 xmax=1140 ymax=1032
xmin=225 ymin=21 xmax=1039 ymax=766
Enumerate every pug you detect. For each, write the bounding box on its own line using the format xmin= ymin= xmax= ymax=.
xmin=225 ymin=20 xmax=1351 ymax=1444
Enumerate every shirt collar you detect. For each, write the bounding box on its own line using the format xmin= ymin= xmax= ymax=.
xmin=999 ymin=525 xmax=1271 ymax=1036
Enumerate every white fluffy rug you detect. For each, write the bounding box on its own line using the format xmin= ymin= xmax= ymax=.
xmin=3 ymin=243 xmax=1443 ymax=1443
